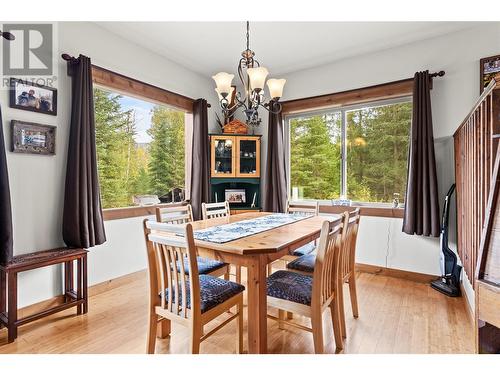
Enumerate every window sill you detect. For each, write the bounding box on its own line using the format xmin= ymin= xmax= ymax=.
xmin=319 ymin=204 xmax=404 ymax=219
xmin=102 ymin=201 xmax=403 ymax=221
xmin=102 ymin=202 xmax=187 ymax=221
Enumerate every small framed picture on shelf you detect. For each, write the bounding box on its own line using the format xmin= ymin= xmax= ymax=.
xmin=480 ymin=54 xmax=500 ymax=93
xmin=225 ymin=189 xmax=246 ymax=203
xmin=11 ymin=120 xmax=56 ymax=155
xmin=9 ymin=78 xmax=57 ymax=115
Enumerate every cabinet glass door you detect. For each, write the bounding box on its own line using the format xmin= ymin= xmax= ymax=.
xmin=237 ymin=137 xmax=260 ymax=177
xmin=212 ymin=136 xmax=235 ymax=177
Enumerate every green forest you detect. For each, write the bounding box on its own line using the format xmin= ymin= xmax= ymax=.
xmin=94 ymin=88 xmax=185 ymax=209
xmin=290 ymin=102 xmax=411 ymax=203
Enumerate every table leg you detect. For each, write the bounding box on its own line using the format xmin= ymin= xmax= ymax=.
xmin=66 ymin=261 xmax=74 ymax=295
xmin=0 ymin=270 xmax=5 ymax=328
xmin=77 ymin=258 xmax=82 ymax=315
xmin=246 ymin=255 xmax=268 ymax=354
xmin=64 ymin=262 xmax=70 ymax=302
xmin=7 ymin=271 xmax=17 ymax=343
xmin=82 ymin=255 xmax=88 ymax=314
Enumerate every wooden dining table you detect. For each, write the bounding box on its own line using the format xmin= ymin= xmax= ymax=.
xmin=189 ymin=211 xmax=342 ymax=354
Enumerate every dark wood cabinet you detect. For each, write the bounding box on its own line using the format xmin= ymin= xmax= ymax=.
xmin=209 ymin=134 xmax=261 ymax=214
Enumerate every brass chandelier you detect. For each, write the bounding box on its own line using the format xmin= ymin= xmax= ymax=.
xmin=212 ymin=21 xmax=286 ymax=128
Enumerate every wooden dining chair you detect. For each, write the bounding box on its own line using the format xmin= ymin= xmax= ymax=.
xmin=286 ymin=208 xmax=361 ymax=339
xmin=201 ymin=201 xmax=242 ymax=283
xmin=144 ymin=220 xmax=244 ymax=354
xmin=267 ymin=200 xmax=320 ymax=275
xmin=286 ymin=200 xmax=320 ymax=258
xmin=337 ymin=208 xmax=361 ymax=338
xmin=201 ymin=201 xmax=231 ymax=220
xmin=287 ymin=200 xmax=320 ymax=216
xmin=266 ymin=218 xmax=344 ymax=353
xmin=156 ymin=204 xmax=193 ymax=224
xmin=155 ymin=204 xmax=230 ymax=280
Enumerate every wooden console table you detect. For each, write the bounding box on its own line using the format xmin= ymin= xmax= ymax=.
xmin=0 ymin=247 xmax=88 ymax=343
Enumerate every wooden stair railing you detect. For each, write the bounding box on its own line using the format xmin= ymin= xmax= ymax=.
xmin=475 ymin=145 xmax=500 ymax=353
xmin=453 ymin=73 xmax=500 ymax=286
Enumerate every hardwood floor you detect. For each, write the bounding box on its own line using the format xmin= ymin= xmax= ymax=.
xmin=0 ymin=269 xmax=474 ymax=354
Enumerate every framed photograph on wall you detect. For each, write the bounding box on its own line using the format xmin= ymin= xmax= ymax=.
xmin=9 ymin=78 xmax=58 ymax=116
xmin=11 ymin=120 xmax=56 ymax=155
xmin=480 ymin=54 xmax=500 ymax=93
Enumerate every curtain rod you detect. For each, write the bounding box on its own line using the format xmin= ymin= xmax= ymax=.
xmin=61 ymin=53 xmax=79 ymax=63
xmin=64 ymin=54 xmax=443 ymax=108
xmin=61 ymin=54 xmax=211 ymax=108
xmin=63 ymin=54 xmax=446 ymax=80
xmin=0 ymin=30 xmax=15 ymax=41
xmin=429 ymin=70 xmax=445 ymax=78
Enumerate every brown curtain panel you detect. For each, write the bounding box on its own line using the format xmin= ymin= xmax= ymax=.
xmin=190 ymin=99 xmax=210 ymax=220
xmin=403 ymin=71 xmax=440 ymax=237
xmin=62 ymin=55 xmax=106 ymax=248
xmin=264 ymin=100 xmax=287 ymax=213
xmin=0 ymin=106 xmax=13 ymax=264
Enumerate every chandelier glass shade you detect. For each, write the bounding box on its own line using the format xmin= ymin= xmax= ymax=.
xmin=212 ymin=21 xmax=286 ymax=127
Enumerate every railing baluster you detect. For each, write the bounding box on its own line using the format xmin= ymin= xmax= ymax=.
xmin=453 ymin=78 xmax=500 ymax=287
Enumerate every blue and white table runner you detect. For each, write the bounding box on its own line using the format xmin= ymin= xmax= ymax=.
xmin=193 ymin=213 xmax=312 ymax=244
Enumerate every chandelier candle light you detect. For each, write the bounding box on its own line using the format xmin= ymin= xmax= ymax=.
xmin=213 ymin=21 xmax=286 ymax=129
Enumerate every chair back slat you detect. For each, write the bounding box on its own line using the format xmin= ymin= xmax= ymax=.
xmin=206 ymin=208 xmax=229 ymax=217
xmin=202 ymin=201 xmax=230 ymax=220
xmin=156 ymin=244 xmax=169 ymax=310
xmin=170 ymin=247 xmax=181 ymax=313
xmin=156 ymin=245 xmax=169 ymax=310
xmin=178 ymin=248 xmax=188 ymax=317
xmin=147 ymin=221 xmax=187 ymax=236
xmin=163 ymin=246 xmax=173 ymax=310
xmin=287 ymin=200 xmax=319 ymax=216
xmin=156 ymin=204 xmax=193 ymax=224
xmin=312 ymin=218 xmax=343 ymax=307
xmin=145 ymin=221 xmax=200 ymax=320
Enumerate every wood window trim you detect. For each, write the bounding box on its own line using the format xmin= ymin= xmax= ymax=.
xmin=284 ymin=79 xmax=413 ymax=215
xmin=102 ymin=202 xmax=187 ymax=221
xmin=91 ymin=65 xmax=195 ymax=112
xmin=102 ymin=202 xmax=402 ymax=221
xmin=281 ymin=78 xmax=414 ymax=114
xmin=320 ymin=205 xmax=403 ymax=219
xmin=92 ymin=67 xmax=193 ymax=216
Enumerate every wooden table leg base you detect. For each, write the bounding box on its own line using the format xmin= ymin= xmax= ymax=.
xmin=246 ymin=255 xmax=268 ymax=354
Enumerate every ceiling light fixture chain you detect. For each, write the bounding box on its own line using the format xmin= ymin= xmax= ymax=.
xmin=246 ymin=21 xmax=250 ymax=52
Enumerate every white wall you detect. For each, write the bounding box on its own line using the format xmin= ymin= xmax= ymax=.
xmin=277 ymin=23 xmax=500 ymax=137
xmin=266 ymin=23 xmax=500 ymax=307
xmin=0 ymin=21 xmax=217 ymax=307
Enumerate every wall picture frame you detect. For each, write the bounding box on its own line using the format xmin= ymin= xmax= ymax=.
xmin=225 ymin=188 xmax=246 ymax=203
xmin=9 ymin=78 xmax=58 ymax=116
xmin=480 ymin=54 xmax=500 ymax=93
xmin=11 ymin=120 xmax=56 ymax=155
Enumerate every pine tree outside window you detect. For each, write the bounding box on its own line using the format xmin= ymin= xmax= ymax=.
xmin=93 ymin=86 xmax=187 ymax=209
xmin=286 ymin=97 xmax=412 ymax=205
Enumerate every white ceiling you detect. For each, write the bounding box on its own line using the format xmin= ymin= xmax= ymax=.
xmin=96 ymin=22 xmax=477 ymax=78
